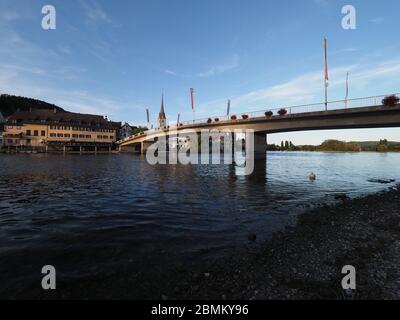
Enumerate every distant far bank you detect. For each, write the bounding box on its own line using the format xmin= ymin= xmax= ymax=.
xmin=268 ymin=139 xmax=400 ymax=153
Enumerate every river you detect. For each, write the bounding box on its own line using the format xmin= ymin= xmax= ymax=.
xmin=0 ymin=152 xmax=399 ymax=298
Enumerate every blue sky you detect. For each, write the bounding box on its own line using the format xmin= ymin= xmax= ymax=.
xmin=0 ymin=0 xmax=399 ymax=144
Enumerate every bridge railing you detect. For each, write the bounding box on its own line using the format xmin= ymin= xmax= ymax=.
xmin=176 ymin=93 xmax=400 ymax=127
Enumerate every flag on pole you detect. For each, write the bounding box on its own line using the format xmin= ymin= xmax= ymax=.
xmin=324 ymin=37 xmax=329 ymax=109
xmin=227 ymin=99 xmax=231 ymax=116
xmin=324 ymin=37 xmax=329 ymax=83
xmin=190 ymin=88 xmax=195 ymax=111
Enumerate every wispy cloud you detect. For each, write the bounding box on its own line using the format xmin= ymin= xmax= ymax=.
xmin=370 ymin=17 xmax=385 ymax=25
xmin=197 ymin=54 xmax=239 ymax=77
xmin=0 ymin=11 xmax=21 ymax=24
xmin=164 ymin=69 xmax=177 ymax=76
xmin=162 ymin=54 xmax=240 ymax=78
xmin=0 ymin=64 xmax=45 ymax=75
xmin=80 ymin=0 xmax=111 ymax=24
xmin=312 ymin=0 xmax=329 ymax=7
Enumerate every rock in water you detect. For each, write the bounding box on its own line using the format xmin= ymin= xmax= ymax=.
xmin=335 ymin=194 xmax=348 ymax=201
xmin=368 ymin=178 xmax=395 ymax=184
xmin=309 ymin=172 xmax=316 ymax=181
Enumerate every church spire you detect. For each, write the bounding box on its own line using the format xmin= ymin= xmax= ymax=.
xmin=157 ymin=93 xmax=167 ymax=128
xmin=159 ymin=94 xmax=166 ymax=120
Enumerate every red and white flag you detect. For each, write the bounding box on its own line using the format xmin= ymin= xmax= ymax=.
xmin=190 ymin=88 xmax=195 ymax=111
xmin=324 ymin=37 xmax=329 ymax=83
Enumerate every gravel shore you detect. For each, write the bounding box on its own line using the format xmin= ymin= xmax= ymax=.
xmin=174 ymin=185 xmax=400 ymax=300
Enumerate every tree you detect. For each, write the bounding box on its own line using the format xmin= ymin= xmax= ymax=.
xmin=285 ymin=141 xmax=289 ymax=149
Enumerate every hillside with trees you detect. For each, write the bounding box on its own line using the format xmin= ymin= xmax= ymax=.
xmin=267 ymin=139 xmax=400 ymax=152
xmin=0 ymin=94 xmax=64 ymax=118
xmin=316 ymin=139 xmax=360 ymax=152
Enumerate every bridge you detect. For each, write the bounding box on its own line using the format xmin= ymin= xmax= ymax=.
xmin=118 ymin=93 xmax=400 ymax=160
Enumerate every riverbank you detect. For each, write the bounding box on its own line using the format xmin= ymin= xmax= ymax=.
xmin=173 ymin=185 xmax=400 ymax=300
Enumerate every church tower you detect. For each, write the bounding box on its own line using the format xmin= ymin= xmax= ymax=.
xmin=158 ymin=94 xmax=167 ymax=129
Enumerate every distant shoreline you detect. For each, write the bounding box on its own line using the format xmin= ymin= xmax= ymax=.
xmin=270 ymin=150 xmax=400 ymax=153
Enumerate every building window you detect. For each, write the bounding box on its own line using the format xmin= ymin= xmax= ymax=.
xmin=86 ymin=135 xmax=91 ymax=139
xmin=41 ymin=131 xmax=45 ymax=137
xmin=26 ymin=130 xmax=31 ymax=136
xmin=57 ymin=133 xmax=63 ymax=137
xmin=79 ymin=134 xmax=85 ymax=138
xmin=64 ymin=134 xmax=70 ymax=138
xmin=72 ymin=134 xmax=78 ymax=138
xmin=50 ymin=133 xmax=56 ymax=137
xmin=34 ymin=130 xmax=38 ymax=136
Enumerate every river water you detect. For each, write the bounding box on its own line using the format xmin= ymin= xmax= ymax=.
xmin=0 ymin=152 xmax=399 ymax=298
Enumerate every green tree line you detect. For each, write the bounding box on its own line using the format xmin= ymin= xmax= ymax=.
xmin=267 ymin=139 xmax=400 ymax=152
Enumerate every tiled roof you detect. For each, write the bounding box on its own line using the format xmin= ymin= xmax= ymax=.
xmin=7 ymin=109 xmax=121 ymax=128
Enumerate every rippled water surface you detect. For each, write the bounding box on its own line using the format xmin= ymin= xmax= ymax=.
xmin=0 ymin=152 xmax=399 ymax=297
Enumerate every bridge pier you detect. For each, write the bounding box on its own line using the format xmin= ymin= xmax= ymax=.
xmin=250 ymin=132 xmax=267 ymax=161
xmin=245 ymin=132 xmax=267 ymax=183
xmin=141 ymin=141 xmax=153 ymax=155
xmin=255 ymin=132 xmax=267 ymax=160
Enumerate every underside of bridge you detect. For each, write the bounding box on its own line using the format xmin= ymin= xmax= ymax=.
xmin=119 ymin=132 xmax=268 ymax=160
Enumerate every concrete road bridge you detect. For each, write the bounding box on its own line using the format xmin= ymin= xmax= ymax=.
xmin=118 ymin=93 xmax=400 ymax=159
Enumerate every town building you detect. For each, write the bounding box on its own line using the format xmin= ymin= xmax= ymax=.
xmin=0 ymin=112 xmax=5 ymax=147
xmin=120 ymin=122 xmax=133 ymax=139
xmin=2 ymin=109 xmax=121 ymax=152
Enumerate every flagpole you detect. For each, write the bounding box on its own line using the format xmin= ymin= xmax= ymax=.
xmin=325 ymin=82 xmax=328 ymax=110
xmin=176 ymin=113 xmax=180 ymax=148
xmin=345 ymin=72 xmax=349 ymax=109
xmin=324 ymin=37 xmax=329 ymax=111
xmin=146 ymin=108 xmax=150 ymax=130
xmin=190 ymin=88 xmax=195 ymax=123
